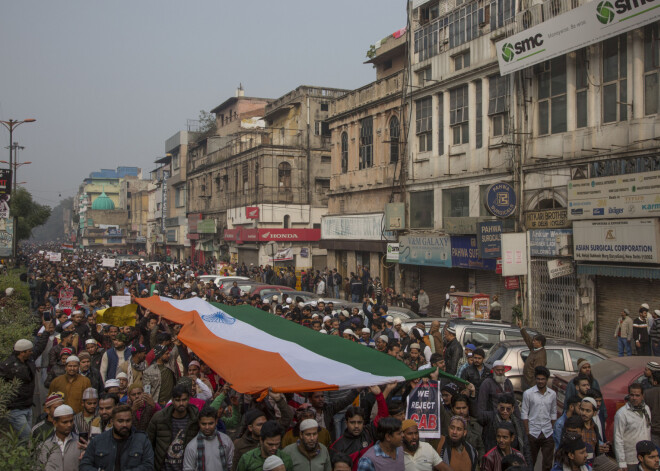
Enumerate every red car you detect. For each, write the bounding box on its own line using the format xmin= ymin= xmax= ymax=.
xmin=552 ymin=355 xmax=653 ymax=442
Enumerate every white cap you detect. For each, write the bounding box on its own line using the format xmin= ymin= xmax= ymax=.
xmin=263 ymin=455 xmax=285 ymax=471
xmin=493 ymin=360 xmax=505 ymax=367
xmin=299 ymin=418 xmax=319 ymax=432
xmin=272 ymin=295 xmax=279 ymax=302
xmin=286 ymin=297 xmax=293 ymax=304
xmin=450 ymin=285 xmax=456 ymax=289
xmin=116 ymin=372 xmax=128 ymax=380
xmin=655 ymin=310 xmax=660 ymax=316
xmin=105 ymin=379 xmax=120 ymax=389
xmin=72 ymin=310 xmax=83 ymax=315
xmin=65 ymin=355 xmax=80 ymax=364
xmin=378 ymin=335 xmax=389 ymax=343
xmin=343 ymin=329 xmax=358 ymax=338
xmin=14 ymin=339 xmax=34 ymax=352
xmin=319 ymin=329 xmax=328 ymax=334
xmin=85 ymin=339 xmax=97 ymax=345
xmin=393 ymin=317 xmax=402 ymax=326
xmin=53 ymin=404 xmax=75 ymax=418
xmin=318 ymin=299 xmax=325 ymax=303
xmin=323 ymin=315 xmax=331 ymax=323
xmin=642 ymin=303 xmax=650 ymax=310
xmin=386 ymin=315 xmax=394 ymax=323
xmin=311 ymin=313 xmax=319 ymax=318
xmin=362 ymin=328 xmax=371 ymax=334
xmin=582 ymin=397 xmax=598 ymax=409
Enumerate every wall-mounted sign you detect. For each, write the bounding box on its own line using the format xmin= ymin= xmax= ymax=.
xmin=321 ymin=214 xmax=395 ymax=240
xmin=495 ymin=0 xmax=660 ymax=75
xmin=573 ymin=218 xmax=660 ymax=263
xmin=450 ymin=236 xmax=497 ymax=270
xmin=197 ymin=219 xmax=217 ymax=234
xmin=385 ymin=203 xmax=405 ymax=230
xmin=399 ymin=235 xmax=451 ymax=267
xmin=258 ymin=228 xmax=321 ymax=242
xmin=246 ymin=207 xmax=259 ymax=219
xmin=386 ymin=243 xmax=400 ymax=262
xmin=547 ymin=259 xmax=574 ymax=279
xmin=505 ymin=277 xmax=519 ymax=290
xmin=568 ymin=170 xmax=660 ymax=220
xmin=501 ymin=233 xmax=527 ymax=276
xmin=477 ymin=221 xmax=502 ymax=259
xmin=529 ymin=229 xmax=573 ymax=257
xmin=525 ymin=209 xmax=569 ymax=229
xmin=486 ymin=182 xmax=517 ymax=218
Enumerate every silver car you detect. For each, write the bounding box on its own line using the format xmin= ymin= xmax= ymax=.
xmin=485 ymin=338 xmax=608 ymax=395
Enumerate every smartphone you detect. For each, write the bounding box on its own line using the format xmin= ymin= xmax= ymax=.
xmin=144 ymin=384 xmax=152 ymax=395
xmin=43 ymin=311 xmax=51 ymax=322
xmin=79 ymin=432 xmax=89 ymax=442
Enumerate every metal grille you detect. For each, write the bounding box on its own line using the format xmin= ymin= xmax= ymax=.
xmin=530 ymin=259 xmax=577 ymax=339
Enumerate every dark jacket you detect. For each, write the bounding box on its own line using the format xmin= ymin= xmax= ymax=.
xmin=146 ymin=404 xmax=200 ymax=469
xmin=80 ymin=427 xmax=154 ymax=471
xmin=477 ymin=377 xmax=520 ymax=417
xmin=81 ymin=366 xmax=104 ymax=393
xmin=444 ymin=338 xmax=463 ymax=376
xmin=474 ymin=406 xmax=533 ymax=469
xmin=521 ymin=328 xmax=546 ymax=388
xmin=0 ymin=333 xmax=49 ymax=409
xmin=461 ymin=365 xmax=490 ymax=396
xmin=322 ymin=389 xmax=360 ymax=441
xmin=233 ymin=432 xmax=260 ymax=471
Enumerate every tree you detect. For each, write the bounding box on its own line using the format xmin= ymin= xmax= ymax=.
xmin=30 ymin=196 xmax=72 ymax=242
xmin=11 ymin=188 xmax=51 ymax=241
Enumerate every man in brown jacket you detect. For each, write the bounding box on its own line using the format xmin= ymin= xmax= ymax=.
xmin=517 ymin=319 xmax=547 ymax=389
xmin=48 ymin=355 xmax=92 ymax=414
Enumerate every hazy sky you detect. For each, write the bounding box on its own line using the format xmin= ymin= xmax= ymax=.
xmin=1 ymin=1 xmax=406 ymax=206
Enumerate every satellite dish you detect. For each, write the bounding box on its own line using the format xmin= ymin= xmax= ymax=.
xmin=265 ymin=241 xmax=278 ymax=257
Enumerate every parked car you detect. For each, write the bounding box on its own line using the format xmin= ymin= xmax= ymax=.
xmin=262 ymin=290 xmax=318 ymax=303
xmin=551 ymin=356 xmax=650 ymax=443
xmin=197 ymin=275 xmax=250 ymax=288
xmin=485 ymin=338 xmax=607 ymax=395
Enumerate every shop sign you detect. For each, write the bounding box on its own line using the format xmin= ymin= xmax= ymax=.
xmin=399 ymin=235 xmax=451 ymax=268
xmin=242 ymin=228 xmax=258 ymax=242
xmin=529 ymin=229 xmax=573 ymax=256
xmin=271 ymin=247 xmax=294 ymax=261
xmin=0 ymin=169 xmax=11 ymax=196
xmin=246 ymin=207 xmax=259 ymax=219
xmin=505 ymin=276 xmax=519 ymax=290
xmin=495 ymin=0 xmax=660 ymax=75
xmin=485 ymin=182 xmax=517 ymax=218
xmin=450 ymin=236 xmax=497 ymax=270
xmin=386 ymin=243 xmax=400 ymax=262
xmin=224 ymin=229 xmax=239 ymax=241
xmin=568 ymin=170 xmax=660 ymax=220
xmin=321 ymin=214 xmax=395 ymax=241
xmin=188 ymin=213 xmax=202 ymax=233
xmin=258 ymin=228 xmax=321 ymax=242
xmin=197 ymin=219 xmax=217 ymax=234
xmin=501 ymin=233 xmax=527 ymax=276
xmin=477 ymin=221 xmax=502 ymax=258
xmin=547 ymin=259 xmax=574 ymax=279
xmin=525 ymin=209 xmax=569 ymax=229
xmin=573 ymin=218 xmax=660 ymax=263
xmin=136 ymin=236 xmax=147 ymax=243
xmin=444 ymin=217 xmax=479 ymax=235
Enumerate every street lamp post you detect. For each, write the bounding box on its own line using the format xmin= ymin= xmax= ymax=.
xmin=0 ymin=119 xmax=36 ymax=194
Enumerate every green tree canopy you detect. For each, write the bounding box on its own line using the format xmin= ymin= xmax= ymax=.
xmin=12 ymin=187 xmax=51 ymax=241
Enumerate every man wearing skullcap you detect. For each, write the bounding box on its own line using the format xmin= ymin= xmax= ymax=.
xmin=38 ymin=404 xmax=79 ymax=471
xmin=0 ymin=329 xmax=49 ymax=440
xmin=48 ymin=355 xmax=92 ymax=414
xmin=283 ymin=418 xmax=332 ymax=471
xmin=263 ymin=455 xmax=286 ymax=471
xmin=74 ymin=387 xmax=99 ymax=436
xmin=32 ymin=392 xmax=65 ymax=442
xmin=401 ymin=419 xmax=445 ymax=471
xmin=636 ymin=440 xmax=659 ymax=471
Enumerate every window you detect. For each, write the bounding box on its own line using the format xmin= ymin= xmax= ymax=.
xmin=568 ymin=350 xmax=605 ymax=371
xmin=490 ymin=0 xmax=515 ymax=30
xmin=416 ymin=97 xmax=433 ymax=152
xmin=521 ymin=348 xmax=566 ymax=370
xmin=603 ymin=35 xmax=627 ymax=123
xmin=389 ymin=116 xmax=400 ymax=163
xmin=417 ymin=67 xmax=432 ymax=86
xmin=383 ymin=59 xmax=393 ymax=70
xmin=315 ymin=121 xmax=330 ymax=135
xmin=449 ymin=2 xmax=479 ymax=49
xmin=278 ymin=162 xmax=291 ymax=189
xmin=454 ymin=51 xmax=471 ymax=71
xmin=242 ymin=162 xmax=248 ymax=190
xmin=644 ymin=24 xmax=659 ymax=115
xmin=175 ymin=187 xmax=185 ymax=207
xmin=359 ymin=117 xmax=373 ymax=169
xmin=283 ymin=215 xmax=290 ymax=229
xmin=414 ymin=18 xmax=441 ymax=61
xmin=410 ymin=191 xmax=434 ymax=228
xmin=443 ymin=187 xmax=469 ymax=218
xmin=438 ymin=93 xmax=445 ymax=154
xmin=450 ymin=85 xmax=469 ymax=145
xmin=489 ymin=75 xmax=510 ymax=136
xmin=576 ymin=48 xmax=588 ymax=128
xmin=172 ymin=154 xmax=180 ymax=169
xmin=341 ymin=132 xmax=348 ymax=174
xmin=476 ymin=81 xmax=482 ymax=149
xmin=320 ymin=102 xmax=329 ymax=111
xmin=537 ymin=56 xmax=567 ymax=135
xmin=321 ymin=155 xmax=331 ymax=163
xmin=463 ymin=328 xmax=501 ymax=350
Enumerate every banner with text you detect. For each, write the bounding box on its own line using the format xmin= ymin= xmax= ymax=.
xmin=406 ymin=380 xmax=441 ymax=438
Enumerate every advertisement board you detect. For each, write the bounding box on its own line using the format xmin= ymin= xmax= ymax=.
xmin=386 ymin=243 xmax=400 ymax=262
xmin=568 ymin=170 xmax=660 ymax=220
xmin=525 ymin=209 xmax=569 ymax=229
xmin=495 ymin=0 xmax=660 ymax=75
xmin=258 ymin=228 xmax=321 ymax=242
xmin=399 ymin=235 xmax=451 ymax=268
xmin=573 ymin=218 xmax=660 ymax=263
xmin=485 ymin=182 xmax=517 ymax=218
xmin=197 ymin=219 xmax=217 ymax=234
xmin=0 ymin=217 xmax=13 ymax=257
xmin=321 ymin=214 xmax=395 ymax=241
xmin=548 ymin=259 xmax=575 ymax=279
xmin=246 ymin=207 xmax=259 ymax=219
xmin=529 ymin=229 xmax=573 ymax=256
xmin=501 ymin=233 xmax=528 ymax=276
xmin=450 ymin=236 xmax=498 ymax=270
xmin=477 ymin=221 xmax=502 ymax=258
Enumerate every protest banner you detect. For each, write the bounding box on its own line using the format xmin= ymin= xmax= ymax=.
xmin=406 ymin=380 xmax=441 ymax=438
xmin=111 ymin=295 xmax=131 ymax=307
xmin=49 ymin=252 xmax=62 ymax=262
xmin=95 ymin=304 xmax=138 ymax=327
xmin=102 ymin=258 xmax=116 ymax=267
xmin=59 ymin=289 xmax=74 ymax=310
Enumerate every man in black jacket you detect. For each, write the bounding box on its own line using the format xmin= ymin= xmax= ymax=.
xmin=308 ymin=389 xmax=360 ymax=441
xmin=0 ymin=329 xmax=49 ymax=440
xmin=461 ymin=348 xmax=489 ymax=397
xmin=444 ymin=326 xmax=463 ymax=376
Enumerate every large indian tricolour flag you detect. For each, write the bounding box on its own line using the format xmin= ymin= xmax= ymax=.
xmin=135 ymin=296 xmax=427 ymax=394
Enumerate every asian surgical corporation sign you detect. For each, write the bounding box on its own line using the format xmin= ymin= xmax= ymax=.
xmin=496 ymin=0 xmax=660 ymax=75
xmin=485 ymin=182 xmax=517 ymax=218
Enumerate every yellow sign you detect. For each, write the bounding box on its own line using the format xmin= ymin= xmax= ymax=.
xmin=95 ymin=304 xmax=138 ymax=327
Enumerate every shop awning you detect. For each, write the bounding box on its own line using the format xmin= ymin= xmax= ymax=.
xmin=577 ymin=263 xmax=660 ymax=280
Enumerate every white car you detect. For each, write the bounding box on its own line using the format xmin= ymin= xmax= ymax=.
xmin=197 ymin=275 xmax=250 ymax=288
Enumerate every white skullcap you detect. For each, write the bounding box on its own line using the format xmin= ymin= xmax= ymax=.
xmin=386 ymin=315 xmax=394 ymax=322
xmin=116 ymin=372 xmax=128 ymax=380
xmin=362 ymin=328 xmax=370 ymax=333
xmin=65 ymin=355 xmax=80 ymax=364
xmin=343 ymin=329 xmax=358 ymax=338
xmin=493 ymin=360 xmax=505 ymax=367
xmin=85 ymin=339 xmax=98 ymax=345
xmin=299 ymin=418 xmax=319 ymax=432
xmin=53 ymin=404 xmax=74 ymax=418
xmin=318 ymin=299 xmax=325 ymax=303
xmin=105 ymin=379 xmax=120 ymax=389
xmin=14 ymin=339 xmax=34 ymax=352
xmin=263 ymin=455 xmax=285 ymax=471
xmin=323 ymin=316 xmax=331 ymax=323
xmin=311 ymin=313 xmax=319 ymax=318
xmin=582 ymin=397 xmax=598 ymax=409
xmin=286 ymin=297 xmax=293 ymax=304
xmin=393 ymin=317 xmax=402 ymax=326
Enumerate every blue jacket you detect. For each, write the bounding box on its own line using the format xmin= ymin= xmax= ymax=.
xmin=80 ymin=427 xmax=154 ymax=471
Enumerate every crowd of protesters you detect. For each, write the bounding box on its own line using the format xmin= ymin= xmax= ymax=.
xmin=0 ymin=244 xmax=658 ymax=471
